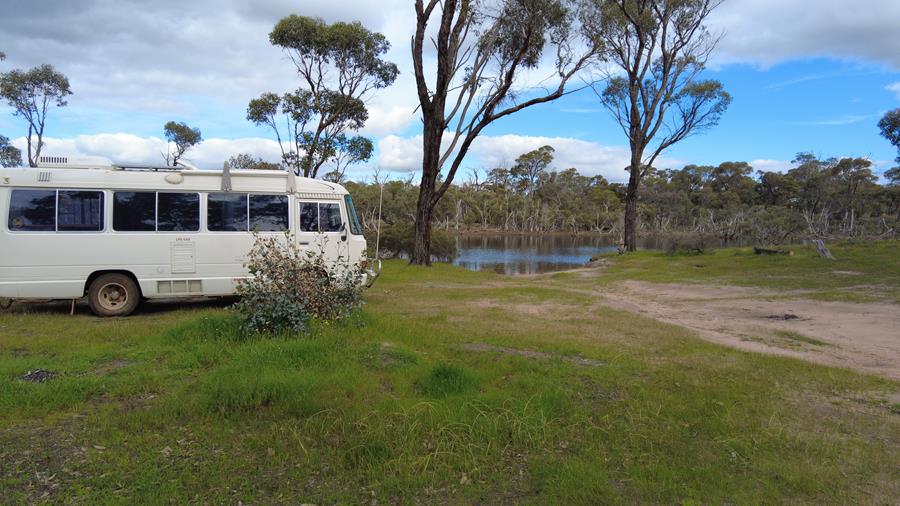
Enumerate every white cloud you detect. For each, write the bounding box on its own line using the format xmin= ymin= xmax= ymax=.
xmin=887 ymin=82 xmax=900 ymax=100
xmin=11 ymin=134 xmax=283 ymax=168
xmin=749 ymin=159 xmax=792 ymax=173
xmin=376 ymin=135 xmax=425 ymax=172
xmin=710 ymin=0 xmax=900 ymax=69
xmin=376 ymin=133 xmax=683 ymax=183
xmin=359 ymin=106 xmax=419 ymax=138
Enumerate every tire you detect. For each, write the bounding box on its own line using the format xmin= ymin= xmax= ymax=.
xmin=87 ymin=273 xmax=141 ymax=317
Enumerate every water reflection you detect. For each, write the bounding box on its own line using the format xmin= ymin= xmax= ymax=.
xmin=453 ymin=234 xmax=621 ymax=275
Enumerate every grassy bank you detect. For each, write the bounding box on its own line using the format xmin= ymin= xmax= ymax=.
xmin=583 ymin=239 xmax=900 ymax=303
xmin=1 ymin=246 xmax=898 ymax=503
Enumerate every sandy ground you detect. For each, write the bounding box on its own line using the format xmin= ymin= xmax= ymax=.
xmin=599 ymin=281 xmax=900 ymax=381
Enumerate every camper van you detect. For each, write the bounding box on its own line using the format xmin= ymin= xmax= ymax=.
xmin=0 ymin=157 xmax=374 ymax=316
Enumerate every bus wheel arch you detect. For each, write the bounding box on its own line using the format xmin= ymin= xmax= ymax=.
xmin=85 ymin=271 xmax=142 ymax=317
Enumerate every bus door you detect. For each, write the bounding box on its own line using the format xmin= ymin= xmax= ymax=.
xmin=296 ymin=199 xmax=350 ymax=269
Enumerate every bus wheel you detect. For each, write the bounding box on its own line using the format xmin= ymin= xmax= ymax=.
xmin=88 ymin=274 xmax=140 ymax=317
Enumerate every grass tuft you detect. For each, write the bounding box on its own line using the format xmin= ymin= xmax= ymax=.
xmin=417 ymin=363 xmax=479 ymax=398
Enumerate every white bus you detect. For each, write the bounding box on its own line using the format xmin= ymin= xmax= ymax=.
xmin=0 ymin=158 xmax=374 ymax=316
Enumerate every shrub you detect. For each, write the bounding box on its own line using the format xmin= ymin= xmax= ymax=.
xmin=233 ymin=233 xmax=365 ymax=335
xmin=378 ymin=223 xmax=457 ymax=262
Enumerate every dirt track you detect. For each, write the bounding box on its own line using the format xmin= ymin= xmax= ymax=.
xmin=599 ymin=281 xmax=900 ymax=381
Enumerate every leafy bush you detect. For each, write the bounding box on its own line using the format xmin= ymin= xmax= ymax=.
xmin=378 ymin=223 xmax=457 ymax=262
xmin=233 ymin=233 xmax=364 ymax=335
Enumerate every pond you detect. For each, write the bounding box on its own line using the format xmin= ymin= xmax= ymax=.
xmin=452 ymin=234 xmax=626 ymax=275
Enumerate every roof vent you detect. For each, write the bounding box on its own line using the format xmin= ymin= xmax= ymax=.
xmin=38 ymin=171 xmax=52 ymax=182
xmin=39 ymin=156 xmax=68 ymax=165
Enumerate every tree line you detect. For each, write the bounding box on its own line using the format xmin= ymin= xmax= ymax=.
xmin=3 ymin=1 xmax=900 ymax=261
xmin=343 ymin=147 xmax=899 ymax=246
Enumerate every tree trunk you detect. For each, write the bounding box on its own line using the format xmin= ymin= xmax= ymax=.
xmin=623 ymin=160 xmax=641 ymax=251
xmin=411 ymin=121 xmax=442 ymax=265
xmin=411 ymin=185 xmax=434 ymax=266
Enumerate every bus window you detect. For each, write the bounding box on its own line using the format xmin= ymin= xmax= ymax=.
xmin=57 ymin=191 xmax=104 ymax=232
xmin=8 ymin=189 xmax=56 ymax=231
xmin=250 ymin=195 xmax=288 ymax=231
xmin=299 ymin=202 xmax=318 ymax=232
xmin=344 ymin=195 xmax=362 ymax=235
xmin=320 ymin=203 xmax=343 ymax=232
xmin=208 ymin=193 xmax=248 ymax=232
xmin=113 ymin=192 xmax=156 ymax=231
xmin=157 ymin=193 xmax=199 ymax=232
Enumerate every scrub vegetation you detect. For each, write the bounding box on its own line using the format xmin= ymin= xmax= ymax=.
xmin=1 ymin=242 xmax=898 ymax=503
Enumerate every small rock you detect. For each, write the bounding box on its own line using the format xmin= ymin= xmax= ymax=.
xmin=18 ymin=369 xmax=58 ymax=383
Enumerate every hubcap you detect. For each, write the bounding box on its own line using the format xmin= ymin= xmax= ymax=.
xmin=98 ymin=282 xmax=128 ymax=311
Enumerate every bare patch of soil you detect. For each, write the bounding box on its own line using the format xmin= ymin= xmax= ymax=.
xmin=600 ymin=281 xmax=900 ymax=380
xmin=93 ymin=359 xmax=132 ymax=375
xmin=461 ymin=343 xmax=604 ymax=368
xmin=470 ymin=299 xmax=577 ymax=318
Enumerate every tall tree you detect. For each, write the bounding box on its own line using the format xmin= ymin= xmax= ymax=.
xmin=582 ymin=0 xmax=731 ymax=251
xmin=410 ymin=0 xmax=603 ymax=264
xmin=0 ymin=64 xmax=72 ymax=167
xmin=878 ymin=108 xmax=900 ymax=166
xmin=163 ymin=121 xmax=202 ymax=166
xmin=248 ymin=16 xmax=397 ymax=178
xmin=0 ymin=134 xmax=22 ymax=167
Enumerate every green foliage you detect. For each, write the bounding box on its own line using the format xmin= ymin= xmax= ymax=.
xmin=249 ymin=15 xmax=397 ymax=178
xmin=378 ymin=222 xmax=457 ymax=262
xmin=0 ymin=134 xmax=22 ymax=167
xmin=163 ymin=121 xmax=202 ymax=166
xmin=232 ymin=233 xmax=365 ymax=335
xmin=878 ymin=108 xmax=900 ymax=164
xmin=0 ymin=63 xmax=72 ymax=166
xmin=344 ymin=148 xmax=897 ymax=243
xmin=224 ymin=153 xmax=281 ymax=171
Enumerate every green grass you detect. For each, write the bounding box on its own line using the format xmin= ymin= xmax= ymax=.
xmin=591 ymin=240 xmax=900 ymax=302
xmin=0 ymin=246 xmax=898 ymax=504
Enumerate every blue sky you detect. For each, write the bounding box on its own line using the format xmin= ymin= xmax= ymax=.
xmin=1 ymin=0 xmax=899 ymax=182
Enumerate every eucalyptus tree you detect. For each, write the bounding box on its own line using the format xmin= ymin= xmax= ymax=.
xmin=0 ymin=51 xmax=20 ymax=167
xmin=581 ymin=0 xmax=731 ymax=251
xmin=0 ymin=135 xmax=22 ymax=167
xmin=163 ymin=121 xmax=202 ymax=166
xmin=0 ymin=64 xmax=72 ymax=167
xmin=879 ymin=108 xmax=900 ymax=166
xmin=409 ymin=0 xmax=604 ymax=265
xmin=248 ymin=16 xmax=398 ymax=178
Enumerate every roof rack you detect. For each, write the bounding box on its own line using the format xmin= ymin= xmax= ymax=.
xmin=114 ymin=164 xmax=184 ymax=172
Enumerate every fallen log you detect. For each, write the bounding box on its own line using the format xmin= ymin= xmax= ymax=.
xmin=753 ymin=246 xmax=794 ymax=256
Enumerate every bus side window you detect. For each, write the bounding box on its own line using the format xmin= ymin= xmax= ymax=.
xmin=299 ymin=202 xmax=318 ymax=232
xmin=8 ymin=189 xmax=56 ymax=231
xmin=113 ymin=192 xmax=156 ymax=231
xmin=250 ymin=195 xmax=288 ymax=231
xmin=208 ymin=193 xmax=249 ymax=232
xmin=319 ymin=203 xmax=342 ymax=232
xmin=57 ymin=190 xmax=104 ymax=232
xmin=158 ymin=193 xmax=200 ymax=232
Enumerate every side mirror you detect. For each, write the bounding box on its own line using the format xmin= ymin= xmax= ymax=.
xmin=340 ymin=222 xmax=348 ymax=242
